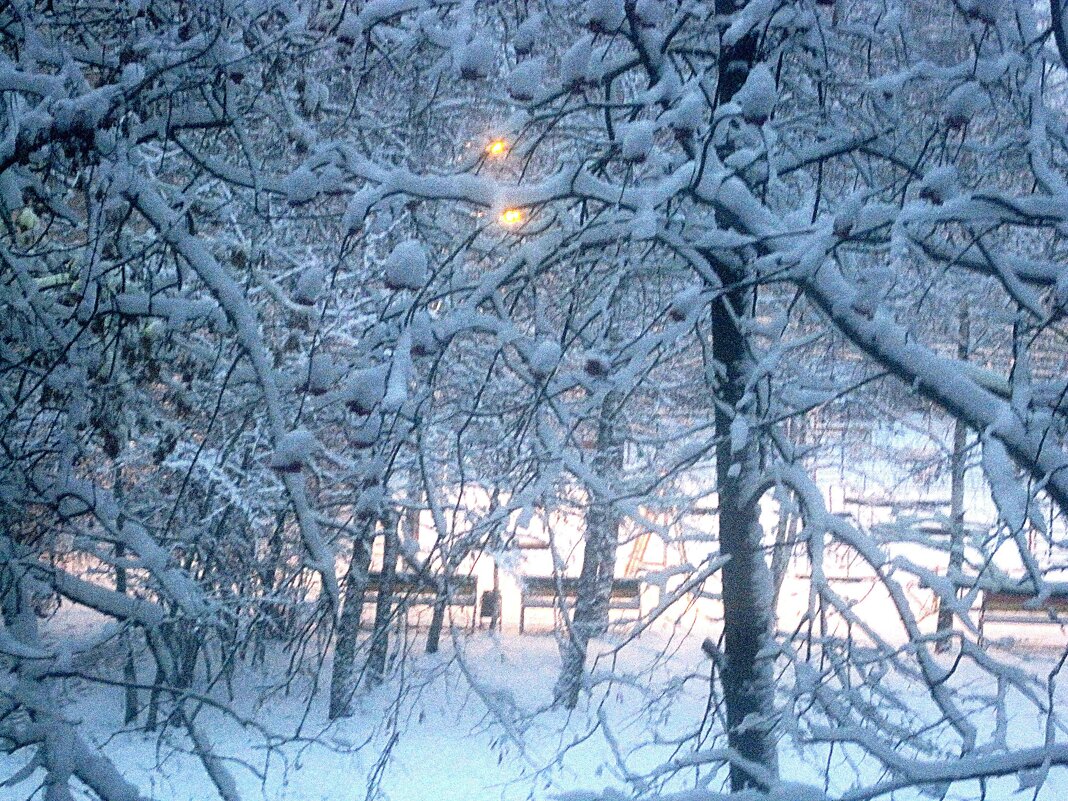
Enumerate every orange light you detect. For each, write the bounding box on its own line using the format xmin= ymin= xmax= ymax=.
xmin=499 ymin=208 xmax=525 ymax=226
xmin=486 ymin=138 xmax=508 ymax=157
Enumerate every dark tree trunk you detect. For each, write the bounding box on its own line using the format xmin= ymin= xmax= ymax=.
xmin=936 ymin=306 xmax=970 ymax=651
xmin=114 ymin=543 xmax=140 ymax=724
xmin=145 ymin=630 xmax=183 ymax=733
xmin=555 ymin=393 xmax=624 ymax=709
xmin=257 ymin=510 xmax=289 ymax=656
xmin=145 ymin=661 xmax=162 ymax=732
xmin=328 ymin=526 xmax=374 ymax=719
xmin=708 ymin=3 xmax=779 ymax=788
xmin=365 ymin=513 xmax=398 ymax=687
xmin=710 ymin=270 xmax=779 ymax=789
xmin=425 ymin=595 xmax=447 ymax=655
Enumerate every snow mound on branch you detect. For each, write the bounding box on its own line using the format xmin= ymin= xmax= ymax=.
xmin=509 ymin=57 xmax=546 ymax=102
xmin=957 ymin=0 xmax=1001 ymax=24
xmin=583 ymin=350 xmax=611 ymax=378
xmin=530 ymin=340 xmax=562 ymax=379
xmin=669 ymin=285 xmax=703 ymax=321
xmin=381 ymin=334 xmax=411 ymax=412
xmin=631 ymin=208 xmax=657 ymax=239
xmin=514 ymin=14 xmax=544 ymax=56
xmin=918 ymin=165 xmax=959 ymax=205
xmin=669 ymin=90 xmax=705 ymax=135
xmin=409 ymin=312 xmax=436 ymax=356
xmin=301 ymin=79 xmax=329 ymax=116
xmin=832 ymin=192 xmax=864 ymax=237
xmin=1056 ymin=270 xmax=1068 ymax=313
xmin=457 ymin=35 xmax=494 ymax=80
xmin=560 ymin=35 xmax=594 ymax=90
xmin=635 ymin=0 xmax=666 ymax=27
xmin=343 ymin=191 xmax=374 ymax=235
xmin=354 ymin=484 xmax=385 ymax=519
xmin=343 ymin=365 xmax=388 ymax=414
xmin=384 ymin=240 xmax=429 ymax=291
xmin=282 ymin=167 xmax=319 ymax=205
xmin=735 ymin=63 xmax=777 ymax=124
xmin=294 ymin=265 xmax=327 ymax=305
xmin=730 ymin=414 xmax=749 ymax=453
xmin=302 ymin=354 xmax=340 ymax=395
xmin=944 ymin=82 xmax=986 ymax=128
xmin=585 ymin=0 xmax=625 ymax=34
xmin=620 ymin=120 xmax=656 ymax=162
xmin=982 ymin=433 xmax=1046 ymax=535
xmin=270 ymin=429 xmax=317 ymax=471
xmin=351 ymin=413 xmax=382 ymax=449
xmin=724 ymin=0 xmax=777 ymax=46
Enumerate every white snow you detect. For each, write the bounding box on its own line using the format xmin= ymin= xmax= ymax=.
xmin=944 ymin=82 xmax=986 ymax=128
xmin=832 ymin=192 xmax=864 ymax=238
xmin=585 ymin=0 xmax=625 ymax=34
xmin=958 ymin=0 xmax=1002 ymax=24
xmin=409 ymin=311 xmax=436 ymax=356
xmin=669 ymin=285 xmax=703 ymax=321
xmin=382 ymin=332 xmax=411 ymax=412
xmin=619 ymin=120 xmax=656 ymax=162
xmin=282 ymin=167 xmax=319 ymax=205
xmin=918 ymin=165 xmax=960 ymax=205
xmin=669 ymin=90 xmax=705 ymax=134
xmin=509 ymin=57 xmax=547 ymax=102
xmin=583 ymin=350 xmax=611 ymax=378
xmin=303 ymin=353 xmax=340 ymax=395
xmin=560 ymin=35 xmax=594 ymax=90
xmin=729 ymin=413 xmax=749 ymax=454
xmin=269 ymin=428 xmax=318 ymax=470
xmin=384 ymin=239 xmax=429 ymax=291
xmin=294 ymin=265 xmax=327 ymax=305
xmin=530 ymin=339 xmax=562 ymax=379
xmin=351 ymin=412 xmax=382 ymax=448
xmin=635 ymin=0 xmax=666 ymax=27
xmin=342 ymin=364 xmax=388 ymax=414
xmin=514 ymin=14 xmax=544 ymax=56
xmin=4 ymin=613 xmax=1066 ymax=801
xmin=457 ymin=35 xmax=495 ymax=80
xmin=631 ymin=207 xmax=658 ymax=239
xmin=736 ymin=64 xmax=777 ymax=125
xmin=8 ymin=6 xmax=1068 ymax=801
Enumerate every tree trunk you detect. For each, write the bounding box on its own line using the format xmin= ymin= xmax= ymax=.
xmin=710 ymin=271 xmax=779 ymax=789
xmin=394 ymin=479 xmax=446 ymax=657
xmin=114 ymin=543 xmax=140 ymax=724
xmin=365 ymin=512 xmax=398 ymax=687
xmin=145 ymin=661 xmax=162 ymax=732
xmin=707 ymin=4 xmax=778 ymax=787
xmin=936 ymin=306 xmax=970 ymax=651
xmin=425 ymin=595 xmax=447 ymax=655
xmin=555 ymin=393 xmax=624 ymax=709
xmin=328 ymin=527 xmax=374 ymax=719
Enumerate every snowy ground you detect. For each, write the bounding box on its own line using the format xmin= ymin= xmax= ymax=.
xmin=3 ymin=603 xmax=1068 ymax=801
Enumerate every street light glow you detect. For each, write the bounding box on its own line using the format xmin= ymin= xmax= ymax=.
xmin=499 ymin=208 xmax=524 ymax=226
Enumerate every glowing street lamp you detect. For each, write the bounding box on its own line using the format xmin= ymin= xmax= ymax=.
xmin=486 ymin=138 xmax=508 ymax=157
xmin=499 ymin=208 xmax=525 ymax=227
